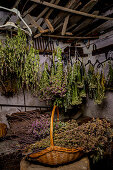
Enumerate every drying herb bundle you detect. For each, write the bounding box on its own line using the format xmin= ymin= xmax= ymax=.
xmin=39 ymin=47 xmax=67 ymax=107
xmin=107 ymin=61 xmax=113 ymax=88
xmin=94 ymin=71 xmax=105 ymax=104
xmin=0 ymin=28 xmax=40 ymax=95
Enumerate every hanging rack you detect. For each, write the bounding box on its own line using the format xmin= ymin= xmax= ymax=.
xmin=0 ymin=6 xmax=32 ymax=36
xmin=85 ymin=59 xmax=93 ymax=66
xmin=97 ymin=50 xmax=113 ymax=68
xmin=74 ymin=46 xmax=82 ymax=65
xmin=93 ymin=59 xmax=103 ymax=67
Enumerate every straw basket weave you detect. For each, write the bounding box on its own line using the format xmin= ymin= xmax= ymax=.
xmin=27 ymin=105 xmax=83 ymax=165
xmin=0 ymin=123 xmax=7 ymax=138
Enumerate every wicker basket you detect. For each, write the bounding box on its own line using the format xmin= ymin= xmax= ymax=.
xmin=27 ymin=105 xmax=83 ymax=165
xmin=0 ymin=123 xmax=7 ymax=138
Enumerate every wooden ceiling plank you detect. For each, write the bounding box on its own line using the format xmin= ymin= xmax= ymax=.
xmin=23 ymin=4 xmax=37 ymax=17
xmin=3 ymin=0 xmax=21 ymax=24
xmin=34 ymin=29 xmax=50 ymax=38
xmin=54 ymin=22 xmax=63 ymax=31
xmin=34 ymin=33 xmax=41 ymax=38
xmin=30 ymin=0 xmax=113 ymax=20
xmin=65 ymin=32 xmax=73 ymax=35
xmin=42 ymin=34 xmax=98 ymax=39
xmin=84 ymin=8 xmax=113 ymax=36
xmin=45 ymin=18 xmax=54 ymax=32
xmin=13 ymin=0 xmax=21 ymax=8
xmin=61 ymin=1 xmax=81 ymax=35
xmin=35 ymin=0 xmax=55 ymax=22
xmin=61 ymin=15 xmax=70 ymax=35
xmin=45 ymin=0 xmax=60 ymax=19
xmin=68 ymin=0 xmax=98 ymax=31
xmin=86 ymin=20 xmax=113 ymax=36
xmin=53 ymin=0 xmax=80 ymax=27
xmin=27 ymin=14 xmax=44 ymax=33
xmin=72 ymin=11 xmax=99 ymax=34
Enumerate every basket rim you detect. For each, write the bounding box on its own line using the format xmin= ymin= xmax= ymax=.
xmin=28 ymin=105 xmax=83 ymax=160
xmin=28 ymin=145 xmax=83 ymax=159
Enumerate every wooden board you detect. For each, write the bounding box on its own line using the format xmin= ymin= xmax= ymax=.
xmin=72 ymin=11 xmax=99 ymax=34
xmin=92 ymin=44 xmax=113 ymax=56
xmin=27 ymin=14 xmax=44 ymax=33
xmin=53 ymin=0 xmax=80 ymax=27
xmin=22 ymin=4 xmax=37 ymax=17
xmin=30 ymin=0 xmax=112 ymax=20
xmin=68 ymin=0 xmax=98 ymax=31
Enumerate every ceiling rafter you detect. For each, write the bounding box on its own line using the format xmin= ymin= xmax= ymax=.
xmin=3 ymin=0 xmax=21 ymax=24
xmin=80 ymin=7 xmax=113 ymax=36
xmin=30 ymin=0 xmax=113 ymax=20
xmin=42 ymin=34 xmax=98 ymax=39
xmin=45 ymin=0 xmax=60 ymax=19
xmin=73 ymin=11 xmax=99 ymax=34
xmin=53 ymin=0 xmax=80 ymax=27
xmin=35 ymin=0 xmax=55 ymax=22
xmin=67 ymin=0 xmax=98 ymax=32
xmin=22 ymin=3 xmax=37 ymax=17
xmin=61 ymin=1 xmax=81 ymax=36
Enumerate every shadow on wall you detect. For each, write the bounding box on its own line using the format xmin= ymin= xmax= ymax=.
xmin=82 ymin=92 xmax=113 ymax=124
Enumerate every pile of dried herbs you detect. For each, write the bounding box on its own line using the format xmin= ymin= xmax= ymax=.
xmin=24 ymin=118 xmax=113 ymax=162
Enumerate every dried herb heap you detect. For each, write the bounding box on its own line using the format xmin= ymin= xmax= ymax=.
xmin=26 ymin=118 xmax=113 ymax=163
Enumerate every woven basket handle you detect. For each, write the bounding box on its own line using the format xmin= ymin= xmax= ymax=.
xmin=50 ymin=105 xmax=59 ymax=146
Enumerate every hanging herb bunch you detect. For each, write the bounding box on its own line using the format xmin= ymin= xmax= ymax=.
xmin=39 ymin=62 xmax=51 ymax=101
xmin=0 ymin=28 xmax=40 ymax=96
xmin=107 ymin=61 xmax=113 ymax=89
xmin=94 ymin=71 xmax=105 ymax=104
xmin=64 ymin=60 xmax=86 ymax=110
xmin=39 ymin=47 xmax=67 ymax=107
xmin=87 ymin=64 xmax=97 ymax=99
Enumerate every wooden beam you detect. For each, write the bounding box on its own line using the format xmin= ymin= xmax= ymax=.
xmin=54 ymin=22 xmax=63 ymax=31
xmin=13 ymin=0 xmax=21 ymax=8
xmin=30 ymin=0 xmax=113 ymax=20
xmin=22 ymin=4 xmax=37 ymax=17
xmin=66 ymin=32 xmax=73 ymax=36
xmin=35 ymin=0 xmax=55 ymax=22
xmin=61 ymin=15 xmax=69 ymax=35
xmin=72 ymin=11 xmax=99 ymax=34
xmin=27 ymin=14 xmax=44 ymax=33
xmin=67 ymin=0 xmax=98 ymax=32
xmin=34 ymin=29 xmax=50 ymax=38
xmin=92 ymin=44 xmax=113 ymax=56
xmin=4 ymin=0 xmax=21 ymax=24
xmin=34 ymin=33 xmax=41 ymax=38
xmin=85 ymin=8 xmax=113 ymax=36
xmin=53 ymin=0 xmax=80 ymax=27
xmin=45 ymin=19 xmax=54 ymax=32
xmin=61 ymin=1 xmax=81 ymax=35
xmin=45 ymin=0 xmax=60 ymax=19
xmin=86 ymin=20 xmax=113 ymax=36
xmin=42 ymin=34 xmax=98 ymax=39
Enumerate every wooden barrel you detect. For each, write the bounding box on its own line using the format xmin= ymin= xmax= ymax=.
xmin=0 ymin=123 xmax=7 ymax=138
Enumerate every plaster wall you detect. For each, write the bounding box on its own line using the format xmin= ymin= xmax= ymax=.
xmin=79 ymin=31 xmax=113 ymax=124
